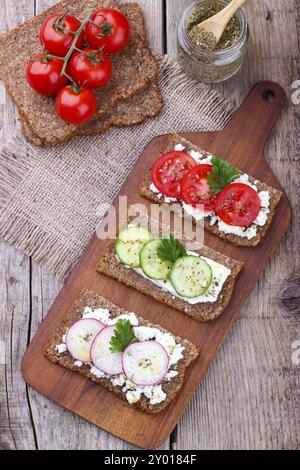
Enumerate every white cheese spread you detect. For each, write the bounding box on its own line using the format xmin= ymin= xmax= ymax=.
xmin=55 ymin=343 xmax=67 ymax=354
xmin=55 ymin=307 xmax=184 ymax=406
xmin=149 ymin=145 xmax=271 ymax=240
xmin=174 ymin=144 xmax=185 ymax=151
xmin=74 ymin=360 xmax=83 ymax=368
xmin=181 ymin=202 xmax=214 ymax=222
xmin=131 ymin=251 xmax=231 ymax=305
xmin=82 ymin=306 xmax=110 ymax=324
xmin=149 ymin=183 xmax=177 ymax=203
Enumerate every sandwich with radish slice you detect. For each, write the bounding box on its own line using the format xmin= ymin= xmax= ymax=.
xmin=45 ymin=290 xmax=198 ymax=414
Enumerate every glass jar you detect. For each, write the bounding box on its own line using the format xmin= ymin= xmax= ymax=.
xmin=177 ymin=0 xmax=249 ymax=83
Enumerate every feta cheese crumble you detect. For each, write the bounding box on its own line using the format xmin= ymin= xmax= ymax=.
xmin=149 ymin=145 xmax=271 ymax=240
xmin=55 ymin=343 xmax=67 ymax=354
xmin=55 ymin=306 xmax=184 ymax=406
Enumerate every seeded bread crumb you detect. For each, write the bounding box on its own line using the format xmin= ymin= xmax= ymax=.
xmin=21 ymin=82 xmax=163 ymax=147
xmin=45 ymin=289 xmax=199 ymax=414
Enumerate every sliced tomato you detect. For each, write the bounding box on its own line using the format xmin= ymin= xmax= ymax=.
xmin=181 ymin=164 xmax=216 ymax=212
xmin=151 ymin=151 xmax=197 ymax=198
xmin=215 ymin=183 xmax=261 ymax=227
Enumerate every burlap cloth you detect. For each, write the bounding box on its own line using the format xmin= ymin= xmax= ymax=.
xmin=0 ymin=56 xmax=235 ymax=281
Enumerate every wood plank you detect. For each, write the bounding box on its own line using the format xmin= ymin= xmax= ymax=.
xmin=0 ymin=242 xmax=36 ymax=450
xmin=27 ymin=0 xmax=167 ymax=450
xmin=165 ymin=0 xmax=300 ymax=449
xmin=133 ymin=0 xmax=164 ymax=53
xmin=0 ymin=0 xmax=37 ymax=451
xmin=1 ymin=0 xmax=299 ymax=451
xmin=21 ymin=82 xmax=291 ymax=448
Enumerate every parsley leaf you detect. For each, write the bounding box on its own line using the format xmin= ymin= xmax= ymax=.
xmin=208 ymin=156 xmax=241 ymax=195
xmin=109 ymin=319 xmax=135 ymax=353
xmin=157 ymin=235 xmax=187 ymax=264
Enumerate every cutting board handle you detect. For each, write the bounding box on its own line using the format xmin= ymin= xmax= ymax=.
xmin=221 ymin=81 xmax=286 ymax=153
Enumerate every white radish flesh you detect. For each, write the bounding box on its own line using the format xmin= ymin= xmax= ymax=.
xmin=90 ymin=326 xmax=123 ymax=376
xmin=122 ymin=341 xmax=169 ymax=386
xmin=66 ymin=319 xmax=105 ymax=362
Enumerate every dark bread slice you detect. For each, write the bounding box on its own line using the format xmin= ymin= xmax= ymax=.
xmin=139 ymin=134 xmax=283 ymax=247
xmin=45 ymin=289 xmax=199 ymax=414
xmin=20 ymin=81 xmax=163 ymax=147
xmin=0 ymin=1 xmax=159 ymax=145
xmin=96 ymin=215 xmax=244 ymax=322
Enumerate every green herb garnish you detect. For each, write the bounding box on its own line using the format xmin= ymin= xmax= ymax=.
xmin=208 ymin=156 xmax=240 ymax=195
xmin=110 ymin=319 xmax=135 ymax=353
xmin=157 ymin=235 xmax=187 ymax=264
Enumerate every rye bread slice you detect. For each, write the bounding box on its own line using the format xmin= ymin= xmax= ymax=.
xmin=96 ymin=215 xmax=244 ymax=322
xmin=45 ymin=289 xmax=199 ymax=414
xmin=139 ymin=134 xmax=283 ymax=247
xmin=20 ymin=81 xmax=163 ymax=147
xmin=0 ymin=1 xmax=158 ymax=145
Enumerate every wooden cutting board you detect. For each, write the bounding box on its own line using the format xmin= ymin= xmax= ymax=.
xmin=22 ymin=81 xmax=291 ymax=449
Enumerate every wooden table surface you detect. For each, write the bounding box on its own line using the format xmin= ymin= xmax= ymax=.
xmin=0 ymin=0 xmax=299 ymax=451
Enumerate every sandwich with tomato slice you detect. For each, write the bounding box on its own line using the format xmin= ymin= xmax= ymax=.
xmin=140 ymin=134 xmax=283 ymax=247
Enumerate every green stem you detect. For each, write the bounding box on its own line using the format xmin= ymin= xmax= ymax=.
xmin=60 ymin=8 xmax=94 ymax=82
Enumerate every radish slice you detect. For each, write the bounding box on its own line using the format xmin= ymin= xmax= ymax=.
xmin=90 ymin=326 xmax=123 ymax=376
xmin=122 ymin=341 xmax=169 ymax=386
xmin=66 ymin=319 xmax=105 ymax=362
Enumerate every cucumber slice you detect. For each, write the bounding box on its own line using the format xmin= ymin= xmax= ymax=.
xmin=140 ymin=239 xmax=173 ymax=280
xmin=170 ymin=256 xmax=212 ymax=298
xmin=116 ymin=226 xmax=152 ymax=267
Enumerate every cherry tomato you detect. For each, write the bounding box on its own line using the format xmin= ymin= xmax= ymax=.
xmin=55 ymin=86 xmax=97 ymax=125
xmin=40 ymin=13 xmax=84 ymax=57
xmin=85 ymin=8 xmax=131 ymax=53
xmin=215 ymin=183 xmax=261 ymax=227
xmin=181 ymin=165 xmax=217 ymax=212
xmin=151 ymin=151 xmax=197 ymax=199
xmin=69 ymin=48 xmax=112 ymax=89
xmin=26 ymin=54 xmax=69 ymax=96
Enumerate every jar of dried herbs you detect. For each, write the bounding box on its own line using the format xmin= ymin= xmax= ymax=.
xmin=177 ymin=0 xmax=249 ymax=83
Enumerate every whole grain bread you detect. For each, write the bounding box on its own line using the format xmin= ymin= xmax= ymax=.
xmin=139 ymin=134 xmax=283 ymax=247
xmin=96 ymin=215 xmax=244 ymax=322
xmin=0 ymin=1 xmax=159 ymax=145
xmin=21 ymin=81 xmax=163 ymax=147
xmin=45 ymin=289 xmax=199 ymax=414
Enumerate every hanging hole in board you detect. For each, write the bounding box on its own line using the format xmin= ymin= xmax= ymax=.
xmin=262 ymin=90 xmax=276 ymax=103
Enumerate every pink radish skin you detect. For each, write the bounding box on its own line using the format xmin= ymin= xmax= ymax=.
xmin=66 ymin=318 xmax=105 ymax=362
xmin=122 ymin=341 xmax=169 ymax=387
xmin=90 ymin=326 xmax=123 ymax=376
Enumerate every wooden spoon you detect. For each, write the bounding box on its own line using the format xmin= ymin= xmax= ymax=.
xmin=193 ymin=0 xmax=247 ymax=50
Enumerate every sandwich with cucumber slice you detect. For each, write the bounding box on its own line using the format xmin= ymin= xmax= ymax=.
xmin=97 ymin=219 xmax=244 ymax=322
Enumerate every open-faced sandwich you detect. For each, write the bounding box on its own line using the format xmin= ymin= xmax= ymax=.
xmin=97 ymin=217 xmax=243 ymax=321
xmin=45 ymin=289 xmax=198 ymax=414
xmin=139 ymin=134 xmax=283 ymax=247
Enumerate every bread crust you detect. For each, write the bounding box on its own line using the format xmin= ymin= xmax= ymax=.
xmin=45 ymin=289 xmax=199 ymax=414
xmin=139 ymin=134 xmax=283 ymax=247
xmin=20 ymin=81 xmax=164 ymax=147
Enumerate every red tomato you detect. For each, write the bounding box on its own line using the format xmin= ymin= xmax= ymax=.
xmin=69 ymin=49 xmax=112 ymax=89
xmin=215 ymin=183 xmax=261 ymax=227
xmin=151 ymin=151 xmax=197 ymax=199
xmin=40 ymin=13 xmax=84 ymax=57
xmin=26 ymin=54 xmax=69 ymax=96
xmin=55 ymin=86 xmax=97 ymax=125
xmin=181 ymin=165 xmax=216 ymax=212
xmin=85 ymin=8 xmax=131 ymax=53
